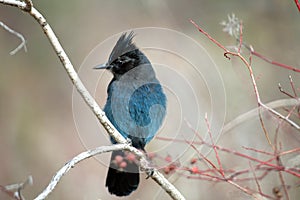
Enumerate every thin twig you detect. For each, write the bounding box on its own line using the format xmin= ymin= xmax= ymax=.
xmin=0 ymin=1 xmax=185 ymax=199
xmin=278 ymin=83 xmax=294 ymax=98
xmin=233 ymin=30 xmax=300 ymax=73
xmin=237 ymin=21 xmax=243 ymax=53
xmin=157 ymin=136 xmax=300 ymax=178
xmin=251 ymin=50 xmax=300 ymax=73
xmin=273 ymin=131 xmax=289 ymax=200
xmin=260 ymin=103 xmax=300 ymax=129
xmin=222 ymin=98 xmax=300 ymax=134
xmin=0 ymin=21 xmax=27 ymax=55
xmin=250 ymin=162 xmax=263 ymax=195
xmin=0 ymin=176 xmax=33 ymax=200
xmin=189 ymin=19 xmax=229 ymax=54
xmin=226 ymin=180 xmax=257 ymax=198
xmin=191 ymin=19 xmax=300 ymax=134
xmin=289 ymin=76 xmax=297 ymax=97
xmin=34 ymin=144 xmax=128 ymax=200
xmin=205 ymin=113 xmax=225 ymax=177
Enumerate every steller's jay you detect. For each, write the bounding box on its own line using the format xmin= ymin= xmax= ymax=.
xmin=94 ymin=31 xmax=167 ymax=196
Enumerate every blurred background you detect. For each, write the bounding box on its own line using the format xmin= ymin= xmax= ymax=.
xmin=1 ymin=0 xmax=300 ymax=199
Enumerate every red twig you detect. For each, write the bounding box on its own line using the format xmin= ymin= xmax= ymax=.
xmin=189 ymin=19 xmax=230 ymax=57
xmin=157 ymin=136 xmax=300 ymax=178
xmin=288 ymin=75 xmax=298 ymax=98
xmin=156 ymin=133 xmax=300 ymax=199
xmin=237 ymin=21 xmax=243 ymax=53
xmin=193 ymin=16 xmax=273 ymax=145
xmin=278 ymin=83 xmax=294 ymax=98
xmin=242 ymin=146 xmax=274 ymax=156
xmin=170 ymin=18 xmax=300 ymax=198
xmin=251 ymin=51 xmax=300 ymax=73
xmin=187 ymin=140 xmax=218 ymax=171
xmin=205 ymin=113 xmax=225 ymax=177
xmin=280 ymin=147 xmax=300 ymax=156
xmin=191 ymin=18 xmax=300 ymax=135
xmin=249 ymin=162 xmax=263 ymax=195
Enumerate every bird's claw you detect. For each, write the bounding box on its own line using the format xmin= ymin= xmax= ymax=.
xmin=125 ymin=138 xmax=132 ymax=145
xmin=146 ymin=168 xmax=154 ymax=179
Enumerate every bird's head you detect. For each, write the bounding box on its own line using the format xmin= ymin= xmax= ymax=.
xmin=95 ymin=31 xmax=149 ymax=78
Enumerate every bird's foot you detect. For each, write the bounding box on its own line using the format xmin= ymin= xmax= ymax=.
xmin=145 ymin=168 xmax=155 ymax=179
xmin=125 ymin=138 xmax=132 ymax=145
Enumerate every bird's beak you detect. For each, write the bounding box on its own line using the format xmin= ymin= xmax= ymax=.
xmin=93 ymin=62 xmax=109 ymax=70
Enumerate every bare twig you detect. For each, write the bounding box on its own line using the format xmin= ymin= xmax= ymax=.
xmin=237 ymin=21 xmax=243 ymax=53
xmin=205 ymin=113 xmax=225 ymax=177
xmin=190 ymin=19 xmax=300 ymax=135
xmin=0 ymin=176 xmax=33 ymax=200
xmin=0 ymin=21 xmax=27 ymax=55
xmin=249 ymin=162 xmax=263 ymax=195
xmin=157 ymin=135 xmax=300 ymax=178
xmin=251 ymin=50 xmax=300 ymax=73
xmin=0 ymin=1 xmax=185 ymax=199
xmin=222 ymin=98 xmax=300 ymax=134
xmin=34 ymin=143 xmax=183 ymax=200
xmin=289 ymin=76 xmax=297 ymax=97
xmin=221 ymin=15 xmax=300 ymax=73
xmin=158 ymin=132 xmax=300 ymax=199
xmin=34 ymin=144 xmax=128 ymax=200
xmin=190 ymin=19 xmax=229 ymax=53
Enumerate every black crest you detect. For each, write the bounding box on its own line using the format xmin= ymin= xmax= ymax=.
xmin=108 ymin=31 xmax=137 ymax=64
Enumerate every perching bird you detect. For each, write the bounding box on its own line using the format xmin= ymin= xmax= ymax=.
xmin=94 ymin=31 xmax=167 ymax=196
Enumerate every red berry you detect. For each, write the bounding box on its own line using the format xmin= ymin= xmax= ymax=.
xmin=165 ymin=155 xmax=172 ymax=162
xmin=190 ymin=158 xmax=197 ymax=164
xmin=119 ymin=161 xmax=127 ymax=168
xmin=147 ymin=152 xmax=156 ymax=159
xmin=190 ymin=166 xmax=199 ymax=174
xmin=114 ymin=155 xmax=123 ymax=164
xmin=169 ymin=164 xmax=176 ymax=171
xmin=126 ymin=153 xmax=136 ymax=162
xmin=163 ymin=166 xmax=170 ymax=174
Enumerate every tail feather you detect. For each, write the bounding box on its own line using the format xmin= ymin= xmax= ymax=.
xmin=105 ymin=150 xmax=139 ymax=196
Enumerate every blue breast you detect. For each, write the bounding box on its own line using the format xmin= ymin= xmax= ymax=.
xmin=104 ymin=79 xmax=166 ymax=148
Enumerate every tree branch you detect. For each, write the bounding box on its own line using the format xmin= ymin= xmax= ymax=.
xmin=34 ymin=144 xmax=128 ymax=200
xmin=0 ymin=1 xmax=185 ymax=199
xmin=222 ymin=98 xmax=300 ymax=134
xmin=0 ymin=176 xmax=33 ymax=200
xmin=190 ymin=19 xmax=300 ymax=135
xmin=0 ymin=21 xmax=27 ymax=55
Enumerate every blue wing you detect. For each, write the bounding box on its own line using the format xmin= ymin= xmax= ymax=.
xmin=104 ymin=80 xmax=166 ymax=148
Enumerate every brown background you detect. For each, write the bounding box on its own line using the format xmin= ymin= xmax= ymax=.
xmin=1 ymin=1 xmax=300 ymax=199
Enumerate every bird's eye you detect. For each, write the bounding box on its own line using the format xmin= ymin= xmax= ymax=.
xmin=115 ymin=58 xmax=123 ymax=64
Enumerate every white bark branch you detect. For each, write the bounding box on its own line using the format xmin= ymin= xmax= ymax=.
xmin=34 ymin=144 xmax=129 ymax=200
xmin=0 ymin=21 xmax=27 ymax=55
xmin=0 ymin=176 xmax=33 ymax=200
xmin=0 ymin=1 xmax=185 ymax=199
xmin=35 ymin=144 xmax=185 ymax=200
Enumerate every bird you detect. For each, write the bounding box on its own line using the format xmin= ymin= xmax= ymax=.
xmin=94 ymin=31 xmax=167 ymax=196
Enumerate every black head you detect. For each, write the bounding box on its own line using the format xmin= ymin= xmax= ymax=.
xmin=95 ymin=31 xmax=150 ymax=78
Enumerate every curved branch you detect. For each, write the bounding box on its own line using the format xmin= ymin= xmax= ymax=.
xmin=0 ymin=1 xmax=185 ymax=199
xmin=191 ymin=19 xmax=300 ymax=136
xmin=0 ymin=21 xmax=27 ymax=55
xmin=34 ymin=144 xmax=128 ymax=200
xmin=223 ymin=98 xmax=300 ymax=134
xmin=295 ymin=0 xmax=300 ymax=12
